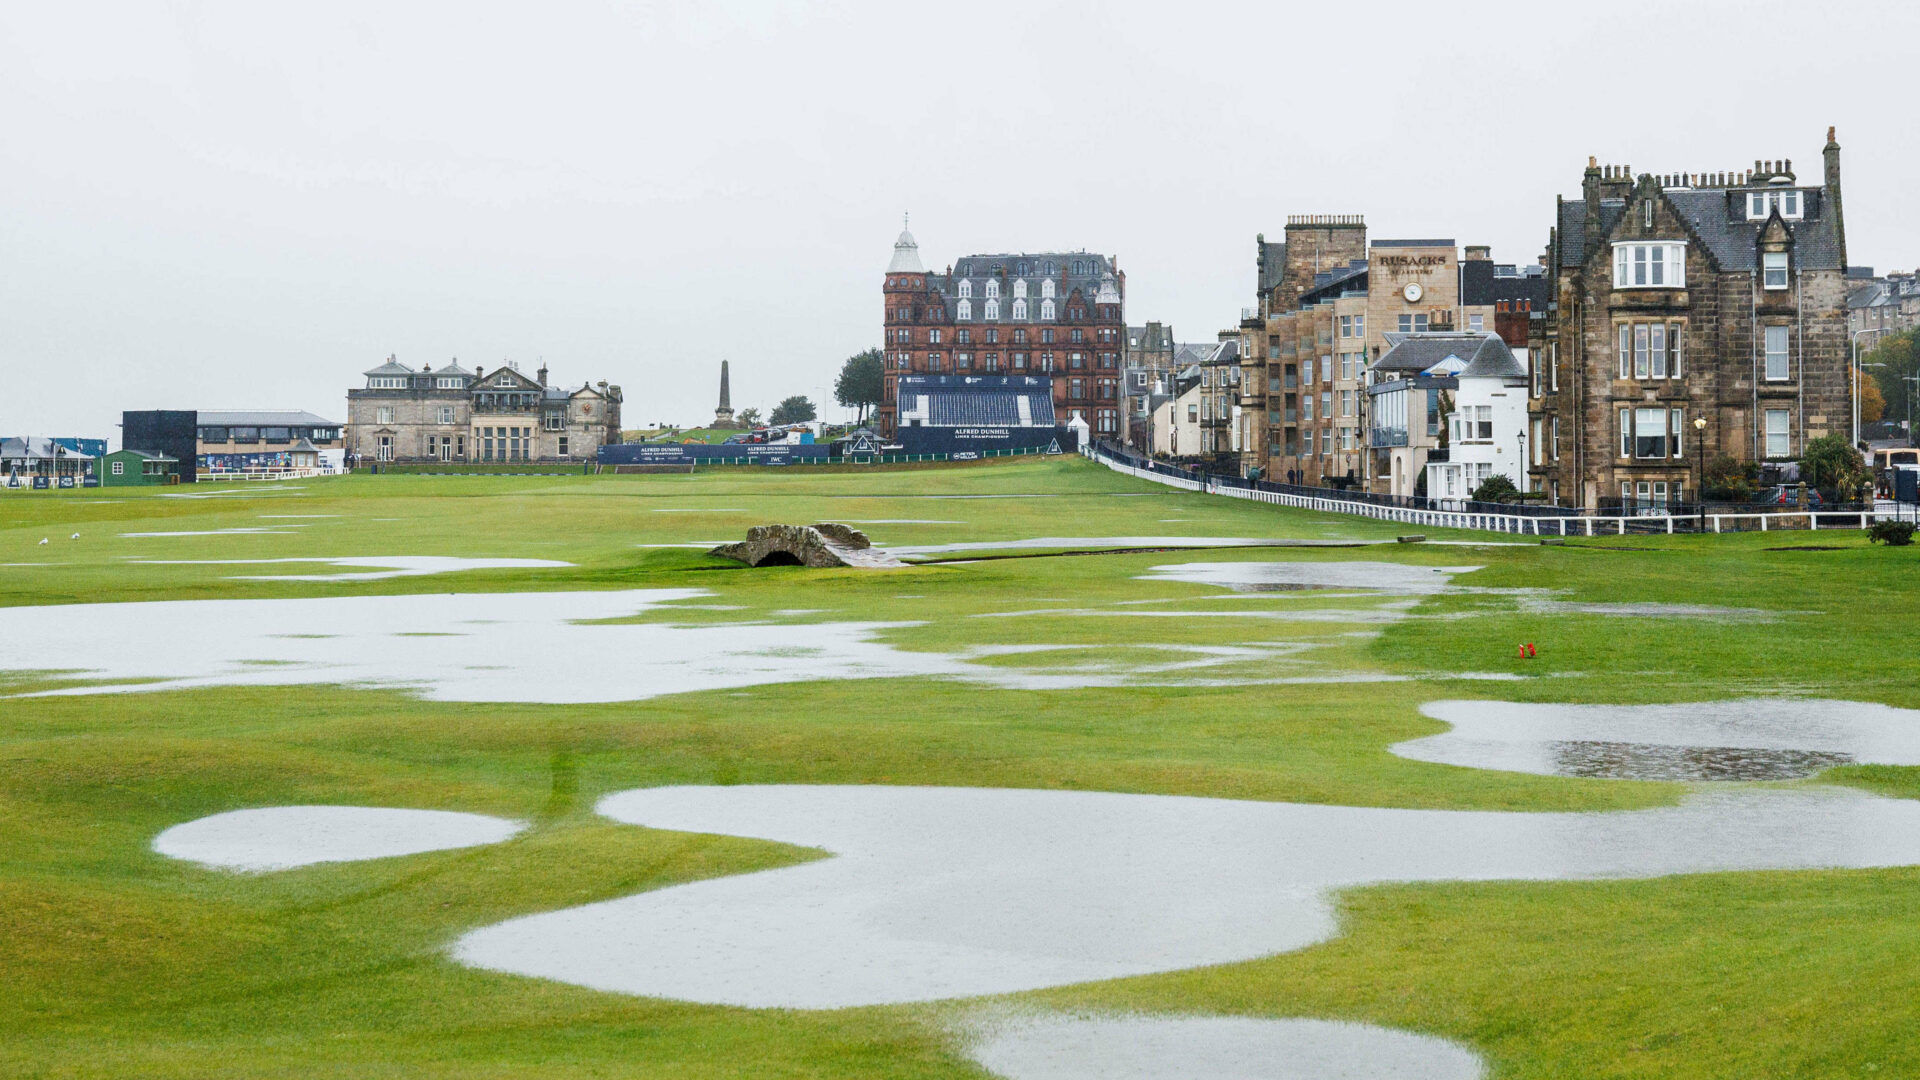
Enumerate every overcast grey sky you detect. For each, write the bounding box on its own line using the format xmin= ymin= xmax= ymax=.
xmin=5 ymin=1 xmax=1917 ymax=441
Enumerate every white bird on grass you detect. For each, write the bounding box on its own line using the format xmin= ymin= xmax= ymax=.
xmin=71 ymin=533 xmax=80 ymax=540
xmin=38 ymin=537 xmax=49 ymax=545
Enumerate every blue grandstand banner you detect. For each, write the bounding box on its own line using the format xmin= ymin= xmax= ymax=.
xmin=894 ymin=373 xmax=1057 ymax=428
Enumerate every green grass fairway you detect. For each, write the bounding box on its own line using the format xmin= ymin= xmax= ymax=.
xmin=4 ymin=456 xmax=1919 ymax=1078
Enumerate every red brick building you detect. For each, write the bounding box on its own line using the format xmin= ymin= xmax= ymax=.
xmin=878 ymin=223 xmax=1126 ymax=438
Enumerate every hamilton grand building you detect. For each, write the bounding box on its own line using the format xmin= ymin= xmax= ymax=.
xmin=877 ymin=222 xmax=1125 ymax=439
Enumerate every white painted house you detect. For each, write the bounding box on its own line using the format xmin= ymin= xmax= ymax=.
xmin=1424 ymin=334 xmax=1529 ymax=506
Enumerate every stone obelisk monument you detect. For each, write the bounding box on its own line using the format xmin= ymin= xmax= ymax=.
xmin=714 ymin=360 xmax=735 ymax=427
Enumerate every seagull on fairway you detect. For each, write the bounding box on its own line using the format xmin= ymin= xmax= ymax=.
xmin=38 ymin=537 xmax=49 ymax=545
xmin=71 ymin=533 xmax=80 ymax=540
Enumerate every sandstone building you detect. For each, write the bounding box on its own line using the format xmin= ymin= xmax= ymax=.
xmin=346 ymin=358 xmax=622 ymax=464
xmin=1533 ymin=130 xmax=1852 ymax=509
xmin=879 ymin=222 xmax=1125 ymax=438
xmin=1233 ymin=216 xmax=1543 ymax=488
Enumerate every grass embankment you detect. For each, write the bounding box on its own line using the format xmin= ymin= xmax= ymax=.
xmin=2 ymin=456 xmax=1918 ymax=1077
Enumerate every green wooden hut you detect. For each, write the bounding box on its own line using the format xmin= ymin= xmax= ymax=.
xmin=101 ymin=449 xmax=179 ymax=486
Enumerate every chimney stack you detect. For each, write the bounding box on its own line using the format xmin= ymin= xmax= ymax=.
xmin=1825 ymin=126 xmax=1846 ymax=270
xmin=536 ymin=363 xmax=548 ymax=387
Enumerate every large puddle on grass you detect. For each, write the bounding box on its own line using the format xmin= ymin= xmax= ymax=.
xmin=965 ymin=1013 xmax=1484 ymax=1080
xmin=893 ymin=537 xmax=1358 ymax=556
xmin=126 ymin=555 xmax=573 ymax=581
xmin=1396 ymin=699 xmax=1920 ymax=780
xmin=154 ymin=806 xmax=524 ymax=871
xmin=450 ymin=782 xmax=1920 ymax=1008
xmin=0 ymin=590 xmax=1302 ymax=701
xmin=1140 ymin=561 xmax=1477 ymax=594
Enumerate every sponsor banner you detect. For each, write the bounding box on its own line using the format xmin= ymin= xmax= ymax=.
xmin=894 ymin=425 xmax=1070 ymax=456
xmin=598 ymin=442 xmax=837 ymax=466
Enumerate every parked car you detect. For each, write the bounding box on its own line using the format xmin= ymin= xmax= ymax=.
xmin=1756 ymin=485 xmax=1822 ymax=508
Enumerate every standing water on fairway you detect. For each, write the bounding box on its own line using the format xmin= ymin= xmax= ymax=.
xmin=1396 ymin=699 xmax=1920 ymax=780
xmin=451 ymin=783 xmax=1920 ymax=1008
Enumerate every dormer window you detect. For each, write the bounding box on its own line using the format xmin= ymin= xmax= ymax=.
xmin=984 ymin=299 xmax=999 ymax=320
xmin=957 ymin=280 xmax=973 ymax=299
xmin=1612 ymin=241 xmax=1686 ymax=289
xmin=1746 ymin=190 xmax=1803 ymax=221
xmin=368 ymin=376 xmax=407 ymax=389
xmin=956 ymin=299 xmax=972 ymax=321
xmin=1763 ymin=251 xmax=1790 ymax=290
xmin=1012 ymin=298 xmax=1028 ymax=320
xmin=984 ymin=279 xmax=999 ymax=299
xmin=437 ymin=376 xmax=464 ymax=389
xmin=1013 ymin=279 xmax=1028 ymax=299
xmin=1040 ymin=298 xmax=1056 ymax=321
xmin=1040 ymin=279 xmax=1056 ymax=300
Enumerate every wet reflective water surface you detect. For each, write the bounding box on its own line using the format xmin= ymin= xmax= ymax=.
xmin=1550 ymin=740 xmax=1856 ymax=781
xmin=1397 ymin=699 xmax=1920 ymax=779
xmin=451 ymin=782 xmax=1920 ymax=1008
xmin=965 ymin=1013 xmax=1484 ymax=1080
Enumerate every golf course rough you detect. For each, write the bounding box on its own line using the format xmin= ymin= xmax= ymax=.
xmin=4 ymin=456 xmax=1920 ymax=1079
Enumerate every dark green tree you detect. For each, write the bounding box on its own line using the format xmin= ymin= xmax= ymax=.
xmin=1470 ymin=474 xmax=1520 ymax=503
xmin=736 ymin=406 xmax=762 ymax=427
xmin=770 ymin=395 xmax=817 ymax=425
xmin=1799 ymin=433 xmax=1871 ymax=502
xmin=1701 ymin=453 xmax=1759 ymax=502
xmin=834 ymin=348 xmax=885 ymax=423
xmin=1864 ymin=330 xmax=1920 ymax=425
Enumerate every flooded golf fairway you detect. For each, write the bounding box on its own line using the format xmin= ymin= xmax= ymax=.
xmin=0 ymin=589 xmax=1334 ymax=701
xmin=154 ymin=806 xmax=525 ymax=871
xmin=452 ymin=782 xmax=1920 ymax=1008
xmin=10 ymin=456 xmax=1920 ymax=1078
xmin=1398 ymin=699 xmax=1920 ymax=780
xmin=964 ymin=1013 xmax=1484 ymax=1080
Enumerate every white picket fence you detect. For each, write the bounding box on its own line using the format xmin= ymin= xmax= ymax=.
xmin=1084 ymin=446 xmax=1894 ymax=536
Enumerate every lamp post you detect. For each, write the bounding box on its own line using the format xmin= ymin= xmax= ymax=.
xmin=1694 ymin=415 xmax=1708 ymax=532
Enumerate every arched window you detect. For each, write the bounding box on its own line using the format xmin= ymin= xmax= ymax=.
xmin=1042 ymin=260 xmax=1055 ymax=276
xmin=1041 ymin=279 xmax=1056 ymax=299
xmin=1071 ymin=260 xmax=1087 ymax=276
xmin=957 ymin=280 xmax=973 ymax=298
xmin=956 ymin=298 xmax=972 ymax=321
xmin=985 ymin=279 xmax=1000 ymax=299
xmin=1041 ymin=298 xmax=1056 ymax=320
xmin=1013 ymin=279 xmax=1028 ymax=299
xmin=984 ymin=299 xmax=1000 ymax=320
xmin=1012 ymin=298 xmax=1028 ymax=320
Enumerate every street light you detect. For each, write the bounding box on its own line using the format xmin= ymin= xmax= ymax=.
xmin=1694 ymin=415 xmax=1708 ymax=532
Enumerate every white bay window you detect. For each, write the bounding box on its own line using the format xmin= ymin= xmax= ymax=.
xmin=1612 ymin=242 xmax=1687 ymax=289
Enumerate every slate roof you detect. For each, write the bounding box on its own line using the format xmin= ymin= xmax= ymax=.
xmin=1174 ymin=342 xmax=1217 ymax=366
xmin=198 ymin=410 xmax=341 ymax=427
xmin=933 ymin=252 xmax=1119 ymax=308
xmin=1848 ymin=283 xmax=1894 ymax=310
xmin=1461 ymin=260 xmax=1550 ymax=306
xmin=1558 ymin=186 xmax=1843 ymax=273
xmin=1456 ymin=336 xmax=1528 ymax=379
xmin=362 ymin=360 xmax=415 ymax=376
xmin=1373 ymin=333 xmax=1515 ymax=376
xmin=1 ymin=436 xmax=94 ymax=460
xmin=1257 ymin=239 xmax=1288 ymax=295
xmin=1298 ymin=262 xmax=1368 ymax=308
